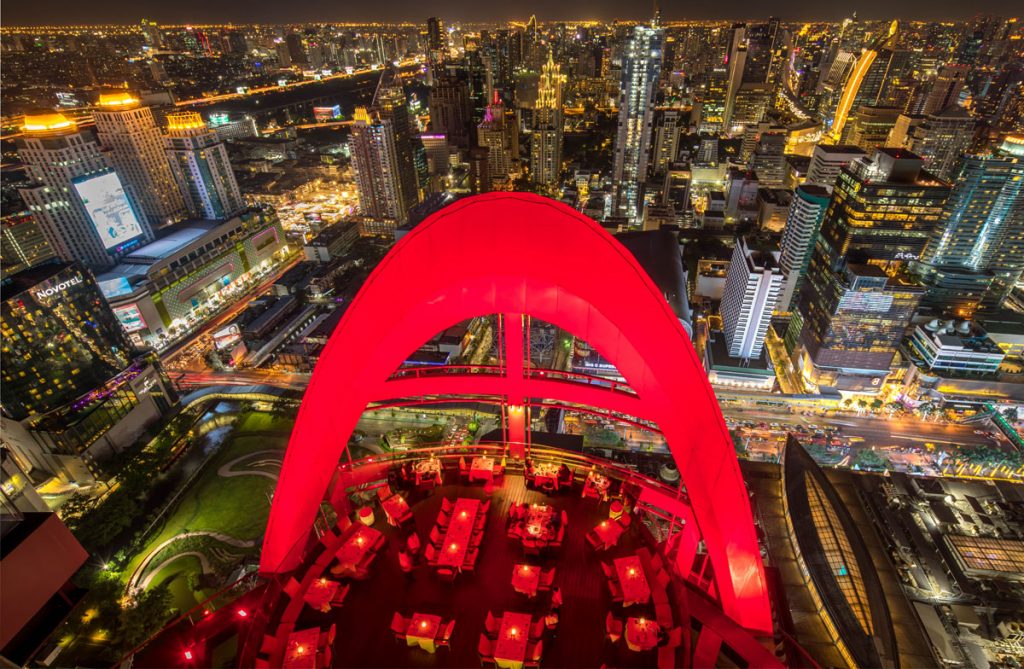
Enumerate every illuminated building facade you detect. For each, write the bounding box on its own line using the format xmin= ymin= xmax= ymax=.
xmin=164 ymin=111 xmax=246 ymax=221
xmin=477 ymin=92 xmax=512 ymax=181
xmin=1 ymin=213 xmax=54 ymax=277
xmin=612 ymin=21 xmax=663 ymax=222
xmin=15 ymin=113 xmax=152 ymax=269
xmin=530 ymin=51 xmax=566 ymax=189
xmin=429 ymin=72 xmax=472 ymax=149
xmin=778 ymin=184 xmax=831 ymax=312
xmin=371 ymin=70 xmax=420 ymax=219
xmin=720 ymin=237 xmax=783 ymax=359
xmin=93 ymin=92 xmax=189 ymax=229
xmin=918 ymin=137 xmax=1024 ymax=304
xmin=903 ymin=106 xmax=977 ymax=182
xmin=350 ymin=107 xmax=411 ymax=230
xmin=830 ymin=21 xmax=905 ymax=139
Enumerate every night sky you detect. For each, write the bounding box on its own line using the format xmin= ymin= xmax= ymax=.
xmin=3 ymin=0 xmax=1020 ymax=25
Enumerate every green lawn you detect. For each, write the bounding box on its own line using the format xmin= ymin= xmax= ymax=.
xmin=119 ymin=411 xmax=294 ymax=612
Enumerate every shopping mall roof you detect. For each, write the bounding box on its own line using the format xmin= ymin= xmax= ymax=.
xmin=125 ymin=221 xmax=220 ymax=263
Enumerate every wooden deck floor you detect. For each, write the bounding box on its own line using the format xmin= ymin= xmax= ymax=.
xmin=299 ymin=473 xmax=676 ymax=668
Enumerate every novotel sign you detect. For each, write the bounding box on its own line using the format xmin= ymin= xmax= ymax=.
xmin=35 ymin=275 xmax=82 ymax=300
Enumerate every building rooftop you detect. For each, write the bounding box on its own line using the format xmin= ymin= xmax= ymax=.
xmin=125 ymin=221 xmax=221 ymax=263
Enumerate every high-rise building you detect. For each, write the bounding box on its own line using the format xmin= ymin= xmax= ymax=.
xmin=15 ymin=113 xmax=152 ymax=269
xmin=1 ymin=213 xmax=54 ymax=277
xmin=372 ymin=70 xmax=420 ymax=217
xmin=0 ymin=262 xmax=131 ymax=422
xmin=430 ymin=72 xmax=473 ymax=150
xmin=93 ymin=92 xmax=188 ymax=229
xmin=139 ymin=18 xmax=163 ymax=49
xmin=816 ymin=149 xmax=950 ymax=265
xmin=830 ymin=20 xmax=907 ymax=139
xmin=426 ymin=17 xmax=446 ymax=69
xmin=349 ymin=107 xmax=412 ymax=230
xmin=778 ymin=184 xmax=831 ymax=312
xmin=720 ymin=237 xmax=783 ymax=359
xmin=922 ymin=64 xmax=969 ymax=115
xmin=842 ymin=105 xmax=901 ymax=152
xmin=652 ymin=109 xmax=682 ymax=174
xmin=477 ymin=92 xmax=512 ymax=181
xmin=164 ymin=111 xmax=246 ymax=220
xmin=722 ymin=22 xmax=781 ymax=131
xmin=612 ymin=20 xmax=664 ymax=222
xmin=903 ymin=106 xmax=977 ymax=182
xmin=805 ymin=144 xmax=867 ymax=188
xmin=918 ymin=136 xmax=1024 ymax=304
xmin=285 ymin=32 xmax=308 ymax=66
xmin=530 ymin=51 xmax=566 ymax=189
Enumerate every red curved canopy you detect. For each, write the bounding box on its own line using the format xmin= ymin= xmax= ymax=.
xmin=260 ymin=193 xmax=771 ymax=632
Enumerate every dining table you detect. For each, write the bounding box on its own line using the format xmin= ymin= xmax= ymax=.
xmin=592 ymin=518 xmax=625 ymax=549
xmin=583 ymin=470 xmax=611 ymax=499
xmin=381 ymin=492 xmax=411 ymax=525
xmin=625 ymin=617 xmax=660 ymax=652
xmin=511 ymin=563 xmax=541 ymax=597
xmin=303 ymin=577 xmax=340 ymax=612
xmin=415 ymin=458 xmax=442 ymax=485
xmin=493 ymin=611 xmax=534 ymax=669
xmin=614 ymin=555 xmax=652 ymax=606
xmin=520 ymin=504 xmax=557 ymax=540
xmin=406 ymin=612 xmax=443 ymax=653
xmin=470 ymin=456 xmax=496 ymax=481
xmin=436 ymin=498 xmax=481 ymax=568
xmin=332 ymin=525 xmax=382 ymax=576
xmin=532 ymin=462 xmax=561 ymax=489
xmin=282 ymin=627 xmax=321 ymax=669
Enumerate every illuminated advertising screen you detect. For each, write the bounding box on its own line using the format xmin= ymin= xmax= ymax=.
xmin=212 ymin=324 xmax=242 ymax=350
xmin=98 ymin=276 xmax=133 ymax=299
xmin=113 ymin=303 xmax=147 ymax=333
xmin=72 ymin=171 xmax=145 ymax=250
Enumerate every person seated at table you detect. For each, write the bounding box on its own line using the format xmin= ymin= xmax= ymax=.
xmin=557 ymin=463 xmax=571 ymax=482
xmin=544 ymin=608 xmax=559 ymax=634
xmin=524 ymin=459 xmax=535 ymax=480
xmin=550 ymin=586 xmax=563 ymax=611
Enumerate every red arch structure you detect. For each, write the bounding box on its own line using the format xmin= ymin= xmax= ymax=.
xmin=260 ymin=193 xmax=772 ymax=632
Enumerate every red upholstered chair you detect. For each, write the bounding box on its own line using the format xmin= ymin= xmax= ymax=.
xmin=606 ymin=612 xmax=624 ymax=642
xmin=390 ymin=612 xmax=408 ymax=641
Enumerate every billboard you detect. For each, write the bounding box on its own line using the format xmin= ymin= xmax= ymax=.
xmin=73 ymin=171 xmax=145 ymax=250
xmin=212 ymin=324 xmax=242 ymax=350
xmin=113 ymin=303 xmax=147 ymax=333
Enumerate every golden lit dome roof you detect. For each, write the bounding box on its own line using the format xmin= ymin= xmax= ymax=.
xmin=21 ymin=112 xmax=76 ymax=134
xmin=165 ymin=111 xmax=207 ymax=132
xmin=97 ymin=92 xmax=141 ymax=108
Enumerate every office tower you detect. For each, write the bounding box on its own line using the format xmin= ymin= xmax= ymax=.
xmin=698 ymin=66 xmax=728 ymax=133
xmin=426 ymin=17 xmax=446 ymax=68
xmin=918 ymin=136 xmax=1024 ymax=304
xmin=747 ymin=131 xmax=787 ymax=187
xmin=923 ymin=64 xmax=969 ymax=115
xmin=285 ymin=33 xmax=307 ymax=66
xmin=777 ymin=184 xmax=831 ymax=311
xmin=903 ymin=106 xmax=977 ymax=182
xmin=612 ymin=20 xmax=664 ymax=222
xmin=1 ymin=262 xmax=131 ymax=421
xmin=164 ymin=112 xmax=245 ymax=221
xmin=831 ymin=20 xmax=907 ymax=139
xmin=430 ymin=72 xmax=473 ymax=149
xmin=419 ymin=133 xmax=450 ymax=192
xmin=887 ymin=112 xmax=924 ymax=148
xmin=15 ymin=113 xmax=151 ymax=269
xmin=1 ymin=213 xmax=54 ymax=276
xmin=275 ymin=40 xmax=292 ymax=67
xmin=477 ymin=92 xmax=512 ymax=181
xmin=652 ymin=109 xmax=682 ymax=174
xmin=468 ymin=147 xmax=491 ymax=194
xmin=530 ymin=51 xmax=566 ymax=189
xmin=805 ymin=144 xmax=867 ymax=188
xmin=722 ymin=22 xmax=780 ymax=131
xmin=816 ymin=149 xmax=950 ymax=264
xmin=93 ymin=92 xmax=188 ymax=229
xmin=720 ymin=237 xmax=783 ymax=359
xmin=349 ymin=107 xmax=414 ymax=227
xmin=842 ymin=105 xmax=901 ymax=151
xmin=792 ymin=262 xmax=924 ymax=391
xmin=373 ymin=70 xmax=420 ymax=217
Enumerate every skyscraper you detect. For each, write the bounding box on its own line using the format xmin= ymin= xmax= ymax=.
xmin=530 ymin=51 xmax=565 ymax=189
xmin=918 ymin=136 xmax=1024 ymax=304
xmin=652 ymin=109 xmax=682 ymax=174
xmin=777 ymin=184 xmax=831 ymax=312
xmin=1 ymin=213 xmax=55 ymax=277
xmin=922 ymin=64 xmax=969 ymax=115
xmin=93 ymin=92 xmax=188 ymax=229
xmin=430 ymin=72 xmax=473 ymax=150
xmin=830 ymin=20 xmax=906 ymax=139
xmin=477 ymin=91 xmax=513 ymax=182
xmin=805 ymin=144 xmax=867 ymax=188
xmin=426 ymin=17 xmax=446 ymax=69
xmin=720 ymin=237 xmax=784 ymax=359
xmin=612 ymin=19 xmax=664 ymax=222
xmin=372 ymin=70 xmax=420 ymax=217
xmin=164 ymin=112 xmax=245 ymax=221
xmin=349 ymin=107 xmax=413 ymax=230
xmin=903 ymin=106 xmax=977 ymax=182
xmin=16 ymin=113 xmax=152 ymax=269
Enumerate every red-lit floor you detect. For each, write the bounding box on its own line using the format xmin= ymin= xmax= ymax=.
xmin=294 ymin=473 xmax=677 ymax=668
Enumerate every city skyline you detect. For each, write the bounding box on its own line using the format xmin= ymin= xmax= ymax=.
xmin=3 ymin=2 xmax=1023 ymax=26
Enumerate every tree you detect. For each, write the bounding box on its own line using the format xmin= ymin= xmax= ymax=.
xmin=1003 ymin=407 xmax=1020 ymax=423
xmin=870 ymin=399 xmax=884 ymax=411
xmin=119 ymin=583 xmax=173 ymax=652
